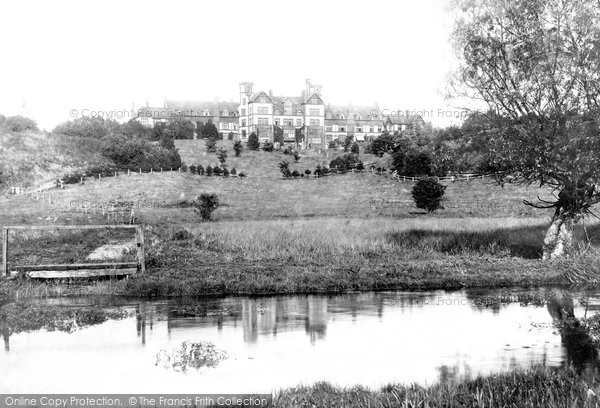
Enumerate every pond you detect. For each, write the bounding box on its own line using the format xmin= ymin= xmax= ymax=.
xmin=1 ymin=288 xmax=598 ymax=393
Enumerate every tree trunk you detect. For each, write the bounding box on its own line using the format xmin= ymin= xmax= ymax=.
xmin=542 ymin=215 xmax=574 ymax=260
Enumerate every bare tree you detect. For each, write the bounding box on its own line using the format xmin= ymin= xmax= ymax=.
xmin=452 ymin=0 xmax=600 ymax=259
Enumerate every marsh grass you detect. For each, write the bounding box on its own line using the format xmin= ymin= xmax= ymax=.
xmin=274 ymin=367 xmax=600 ymax=408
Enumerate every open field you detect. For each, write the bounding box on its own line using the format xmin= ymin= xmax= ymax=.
xmin=3 ymin=216 xmax=600 ymax=299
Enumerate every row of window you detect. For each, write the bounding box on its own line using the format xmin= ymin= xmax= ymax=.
xmin=324 ymin=126 xmax=380 ymax=133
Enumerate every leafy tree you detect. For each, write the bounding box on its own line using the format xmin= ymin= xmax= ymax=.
xmin=53 ymin=117 xmax=116 ymax=138
xmin=369 ymin=132 xmax=407 ymax=157
xmin=291 ymin=170 xmax=300 ymax=178
xmin=222 ymin=168 xmax=230 ymax=177
xmin=304 ymin=169 xmax=312 ymax=176
xmin=329 ymin=154 xmax=363 ymax=173
xmin=196 ymin=164 xmax=204 ymax=175
xmin=213 ymin=166 xmax=223 ymax=176
xmin=189 ymin=165 xmax=197 ymax=174
xmin=294 ymin=126 xmax=304 ymax=146
xmin=452 ymin=0 xmax=600 ymax=258
xmin=411 ymin=179 xmax=446 ymax=213
xmin=201 ymin=120 xmax=219 ymax=141
xmin=233 ymin=140 xmax=243 ymax=157
xmin=328 ymin=140 xmax=338 ymax=150
xmin=217 ymin=147 xmax=227 ymax=164
xmin=344 ymin=135 xmax=354 ymax=152
xmin=350 ymin=142 xmax=360 ymax=155
xmin=120 ymin=120 xmax=150 ymax=138
xmin=247 ymin=132 xmax=260 ymax=150
xmin=205 ymin=165 xmax=213 ymax=176
xmin=192 ymin=193 xmax=219 ymax=221
xmin=101 ymin=134 xmax=181 ymax=171
xmin=159 ymin=130 xmax=176 ymax=150
xmin=168 ymin=119 xmax=195 ymax=140
xmin=403 ymin=152 xmax=432 ymax=177
xmin=273 ymin=126 xmax=284 ymax=145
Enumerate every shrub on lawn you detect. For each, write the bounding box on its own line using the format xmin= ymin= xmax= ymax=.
xmin=231 ymin=167 xmax=237 ymax=176
xmin=196 ymin=164 xmax=204 ymax=175
xmin=247 ymin=132 xmax=259 ymax=150
xmin=233 ymin=140 xmax=243 ymax=157
xmin=411 ymin=178 xmax=446 ymax=213
xmin=213 ymin=166 xmax=223 ymax=176
xmin=292 ymin=150 xmax=300 ymax=162
xmin=189 ymin=165 xmax=197 ymax=174
xmin=262 ymin=141 xmax=274 ymax=152
xmin=222 ymin=168 xmax=230 ymax=177
xmin=205 ymin=165 xmax=213 ymax=176
xmin=205 ymin=138 xmax=217 ymax=153
xmin=217 ymin=147 xmax=227 ymax=164
xmin=350 ymin=142 xmax=360 ymax=154
xmin=279 ymin=160 xmax=291 ymax=178
xmin=191 ymin=193 xmax=220 ymax=221
xmin=291 ymin=170 xmax=300 ymax=178
xmin=304 ymin=169 xmax=312 ymax=176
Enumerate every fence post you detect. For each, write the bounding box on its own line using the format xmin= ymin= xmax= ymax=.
xmin=2 ymin=228 xmax=7 ymax=278
xmin=136 ymin=226 xmax=145 ymax=273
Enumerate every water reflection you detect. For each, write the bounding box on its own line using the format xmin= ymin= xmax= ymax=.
xmin=2 ymin=289 xmax=600 ymax=393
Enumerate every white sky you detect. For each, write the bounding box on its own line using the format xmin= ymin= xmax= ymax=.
xmin=0 ymin=0 xmax=469 ymax=131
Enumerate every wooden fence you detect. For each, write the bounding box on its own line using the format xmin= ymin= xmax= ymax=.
xmin=1 ymin=224 xmax=145 ymax=279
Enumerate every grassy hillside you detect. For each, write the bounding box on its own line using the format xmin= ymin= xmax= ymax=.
xmin=0 ymin=130 xmax=108 ymax=188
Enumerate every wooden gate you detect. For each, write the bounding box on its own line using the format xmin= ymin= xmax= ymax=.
xmin=1 ymin=225 xmax=145 ymax=279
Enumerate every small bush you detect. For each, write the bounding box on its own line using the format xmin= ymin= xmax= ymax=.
xmin=205 ymin=138 xmax=217 ymax=153
xmin=222 ymin=168 xmax=230 ymax=177
xmin=233 ymin=140 xmax=243 ymax=157
xmin=196 ymin=164 xmax=205 ymax=175
xmin=231 ymin=167 xmax=237 ymax=176
xmin=172 ymin=229 xmax=192 ymax=241
xmin=238 ymin=172 xmax=246 ymax=177
xmin=180 ymin=163 xmax=188 ymax=172
xmin=5 ymin=116 xmax=38 ymax=132
xmin=350 ymin=142 xmax=360 ymax=154
xmin=262 ymin=141 xmax=274 ymax=152
xmin=291 ymin=170 xmax=300 ymax=177
xmin=192 ymin=193 xmax=220 ymax=221
xmin=304 ymin=169 xmax=312 ymax=176
xmin=411 ymin=178 xmax=446 ymax=213
xmin=228 ymin=132 xmax=234 ymax=140
xmin=292 ymin=150 xmax=300 ymax=162
xmin=205 ymin=165 xmax=213 ymax=176
xmin=217 ymin=147 xmax=227 ymax=164
xmin=213 ymin=166 xmax=223 ymax=176
xmin=279 ymin=161 xmax=291 ymax=178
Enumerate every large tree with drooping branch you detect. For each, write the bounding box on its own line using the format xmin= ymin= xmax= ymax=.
xmin=451 ymin=0 xmax=600 ymax=259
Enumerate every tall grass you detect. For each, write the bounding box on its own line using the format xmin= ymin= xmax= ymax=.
xmin=275 ymin=367 xmax=600 ymax=408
